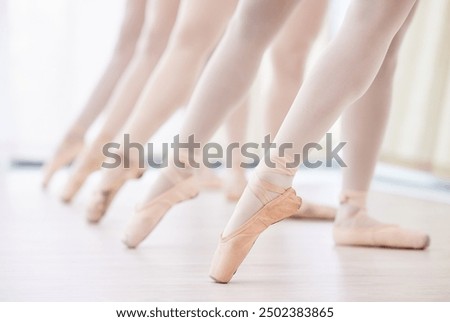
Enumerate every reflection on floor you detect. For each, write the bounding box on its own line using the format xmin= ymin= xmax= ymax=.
xmin=0 ymin=168 xmax=449 ymax=301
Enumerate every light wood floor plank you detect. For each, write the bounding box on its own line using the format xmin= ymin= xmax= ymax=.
xmin=0 ymin=169 xmax=449 ymax=301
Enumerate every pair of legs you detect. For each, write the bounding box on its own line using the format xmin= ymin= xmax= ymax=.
xmin=59 ymin=0 xmax=180 ymax=202
xmin=86 ymin=0 xmax=238 ymax=221
xmin=43 ymin=0 xmax=238 ymax=202
xmin=87 ymin=0 xmax=334 ymax=223
xmin=225 ymin=0 xmax=336 ymax=219
xmin=215 ymin=0 xmax=428 ymax=282
xmin=119 ymin=0 xmax=428 ymax=282
xmin=42 ymin=0 xmax=148 ymax=187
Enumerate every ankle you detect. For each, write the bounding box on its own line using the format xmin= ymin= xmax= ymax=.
xmin=255 ymin=153 xmax=297 ymax=191
xmin=334 ymin=190 xmax=368 ymax=224
xmin=336 ymin=203 xmax=363 ymax=222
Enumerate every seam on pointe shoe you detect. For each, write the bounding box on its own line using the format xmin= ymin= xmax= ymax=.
xmin=220 ymin=188 xmax=300 ymax=242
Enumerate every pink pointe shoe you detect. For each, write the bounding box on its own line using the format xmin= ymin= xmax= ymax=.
xmin=122 ymin=168 xmax=200 ymax=248
xmin=86 ymin=165 xmax=145 ymax=223
xmin=209 ymin=175 xmax=302 ymax=284
xmin=60 ymin=145 xmax=107 ymax=203
xmin=42 ymin=134 xmax=84 ymax=189
xmin=333 ymin=191 xmax=430 ymax=249
xmin=333 ymin=212 xmax=430 ymax=249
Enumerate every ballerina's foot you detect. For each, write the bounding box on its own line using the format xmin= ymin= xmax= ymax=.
xmin=86 ymin=187 xmax=121 ymax=223
xmin=333 ymin=210 xmax=430 ymax=249
xmin=209 ymin=187 xmax=301 ymax=283
xmin=42 ymin=136 xmax=84 ymax=189
xmin=58 ymin=142 xmax=111 ymax=203
xmin=86 ymin=167 xmax=146 ymax=223
xmin=122 ymin=170 xmax=200 ymax=248
xmin=60 ymin=177 xmax=85 ymax=204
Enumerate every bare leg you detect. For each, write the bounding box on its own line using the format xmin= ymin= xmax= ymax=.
xmin=87 ymin=0 xmax=238 ymax=221
xmin=60 ymin=0 xmax=179 ymax=202
xmin=42 ymin=0 xmax=146 ymax=187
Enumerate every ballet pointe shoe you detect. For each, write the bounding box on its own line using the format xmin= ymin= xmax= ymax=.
xmin=60 ymin=147 xmax=105 ymax=203
xmin=86 ymin=165 xmax=145 ymax=223
xmin=42 ymin=133 xmax=84 ymax=189
xmin=291 ymin=201 xmax=336 ymax=220
xmin=210 ymin=157 xmax=302 ymax=283
xmin=333 ymin=191 xmax=430 ymax=250
xmin=122 ymin=169 xmax=200 ymax=248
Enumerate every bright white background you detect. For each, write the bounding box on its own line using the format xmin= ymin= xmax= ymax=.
xmin=1 ymin=0 xmax=123 ymax=161
xmin=0 ymin=0 xmax=351 ymax=163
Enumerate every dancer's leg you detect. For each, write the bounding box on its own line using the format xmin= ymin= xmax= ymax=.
xmin=224 ymin=0 xmax=327 ymax=202
xmin=334 ymin=3 xmax=427 ymax=248
xmin=87 ymin=0 xmax=238 ymax=221
xmin=224 ymin=0 xmax=419 ymax=236
xmin=223 ymin=97 xmax=249 ymax=201
xmin=122 ymin=0 xmax=300 ymax=247
xmin=263 ymin=0 xmax=327 ymax=137
xmin=262 ymin=0 xmax=335 ymax=220
xmin=118 ymin=0 xmax=238 ymax=145
xmin=340 ymin=3 xmax=417 ymax=193
xmin=212 ymin=0 xmax=424 ymax=283
xmin=42 ymin=0 xmax=146 ymax=187
xmin=222 ymin=0 xmax=330 ymax=209
xmin=60 ymin=0 xmax=179 ymax=202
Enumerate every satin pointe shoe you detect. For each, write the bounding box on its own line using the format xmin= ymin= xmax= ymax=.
xmin=333 ymin=191 xmax=430 ymax=249
xmin=60 ymin=147 xmax=106 ymax=203
xmin=86 ymin=164 xmax=145 ymax=223
xmin=122 ymin=167 xmax=200 ymax=248
xmin=42 ymin=133 xmax=84 ymax=189
xmin=209 ymin=167 xmax=302 ymax=283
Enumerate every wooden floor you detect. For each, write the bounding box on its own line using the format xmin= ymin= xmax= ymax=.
xmin=1 ymin=168 xmax=449 ymax=301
